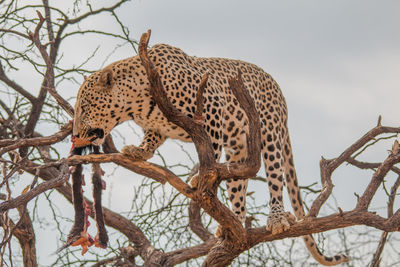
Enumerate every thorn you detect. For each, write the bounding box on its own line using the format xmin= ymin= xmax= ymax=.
xmin=338 ymin=207 xmax=344 ymax=216
xmin=246 ymin=191 xmax=255 ymax=196
xmin=392 ymin=140 xmax=400 ymax=154
xmin=21 ymin=185 xmax=30 ymax=195
xmin=377 ymin=115 xmax=382 ymax=126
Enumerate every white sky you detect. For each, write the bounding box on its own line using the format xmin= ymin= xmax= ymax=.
xmin=1 ymin=0 xmax=400 ymax=265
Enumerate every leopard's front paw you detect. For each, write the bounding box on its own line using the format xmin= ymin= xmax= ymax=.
xmin=121 ymin=145 xmax=153 ymax=160
xmin=267 ymin=211 xmax=296 ymax=235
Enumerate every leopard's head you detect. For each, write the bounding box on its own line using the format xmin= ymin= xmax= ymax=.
xmin=73 ymin=67 xmax=124 ymax=147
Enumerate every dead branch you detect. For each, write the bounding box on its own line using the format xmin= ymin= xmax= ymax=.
xmin=330 ymin=126 xmax=400 ymax=170
xmin=347 ymin=157 xmax=400 ymax=175
xmin=356 ymin=141 xmax=400 ymax=211
xmin=308 ymin=126 xmax=400 ymax=217
xmin=66 ymin=1 xmax=129 ymax=25
xmin=28 ymin=11 xmax=49 ymax=66
xmin=215 ymin=71 xmax=261 ymax=180
xmin=0 ymin=197 xmax=37 ymax=267
xmin=0 ymin=161 xmax=69 ymax=212
xmin=138 ymin=30 xmax=216 ymax=169
xmin=67 ymin=153 xmax=170 ymax=185
xmin=28 ymin=11 xmax=74 ymax=117
xmin=0 ymin=61 xmax=36 ymax=103
xmin=0 ymin=123 xmax=72 ymax=155
xmin=0 ymin=28 xmax=30 ymax=40
xmin=371 ymin=174 xmax=400 ymax=266
xmin=163 ymin=239 xmax=216 ymax=266
xmin=189 ymin=201 xmax=213 ymax=241
xmin=249 ymin=211 xmax=394 ymax=244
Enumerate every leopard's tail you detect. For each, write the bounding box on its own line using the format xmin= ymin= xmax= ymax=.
xmin=283 ymin=134 xmax=349 ymax=266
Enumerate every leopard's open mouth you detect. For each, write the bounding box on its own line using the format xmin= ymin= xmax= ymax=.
xmin=75 ymin=128 xmax=104 ymax=146
xmin=87 ymin=128 xmax=105 ymax=140
xmin=87 ymin=128 xmax=105 ymax=146
xmin=71 ymin=128 xmax=105 ymax=155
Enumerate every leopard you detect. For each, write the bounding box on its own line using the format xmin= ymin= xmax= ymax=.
xmin=73 ymin=42 xmax=348 ymax=266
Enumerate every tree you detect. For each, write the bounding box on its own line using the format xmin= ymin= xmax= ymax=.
xmin=1 ymin=1 xmax=400 ymax=266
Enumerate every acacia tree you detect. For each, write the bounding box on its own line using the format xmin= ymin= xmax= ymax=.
xmin=1 ymin=1 xmax=400 ymax=266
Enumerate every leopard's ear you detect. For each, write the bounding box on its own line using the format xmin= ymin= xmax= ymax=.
xmin=98 ymin=68 xmax=113 ymax=90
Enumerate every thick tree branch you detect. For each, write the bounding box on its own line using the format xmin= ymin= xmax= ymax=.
xmin=163 ymin=238 xmax=216 ymax=266
xmin=189 ymin=201 xmax=213 ymax=241
xmin=67 ymin=153 xmax=172 ymax=186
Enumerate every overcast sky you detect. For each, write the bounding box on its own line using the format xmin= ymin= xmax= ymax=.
xmin=2 ymin=0 xmax=400 ymax=265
